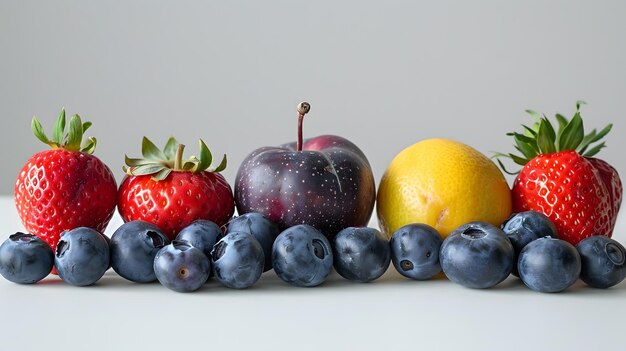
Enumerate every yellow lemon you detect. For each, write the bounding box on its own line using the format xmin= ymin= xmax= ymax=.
xmin=377 ymin=138 xmax=512 ymax=238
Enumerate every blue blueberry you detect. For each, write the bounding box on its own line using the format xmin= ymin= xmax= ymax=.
xmin=501 ymin=211 xmax=558 ymax=276
xmin=440 ymin=221 xmax=514 ymax=289
xmin=226 ymin=213 xmax=281 ymax=272
xmin=0 ymin=233 xmax=53 ymax=284
xmin=99 ymin=233 xmax=112 ymax=270
xmin=333 ymin=227 xmax=390 ymax=282
xmin=577 ymin=236 xmax=626 ymax=289
xmin=272 ymin=225 xmax=333 ymax=287
xmin=390 ymin=224 xmax=442 ymax=280
xmin=55 ymin=227 xmax=110 ymax=286
xmin=176 ymin=220 xmax=222 ymax=258
xmin=154 ymin=240 xmax=211 ymax=292
xmin=211 ymin=232 xmax=264 ymax=289
xmin=110 ymin=220 xmax=170 ymax=283
xmin=518 ymin=237 xmax=581 ymax=293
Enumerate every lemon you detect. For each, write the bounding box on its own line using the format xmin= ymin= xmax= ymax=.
xmin=377 ymin=138 xmax=512 ymax=238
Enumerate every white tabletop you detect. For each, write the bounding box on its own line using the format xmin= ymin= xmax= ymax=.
xmin=1 ymin=196 xmax=624 ymax=351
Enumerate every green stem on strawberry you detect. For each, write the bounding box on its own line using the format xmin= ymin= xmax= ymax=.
xmin=494 ymin=101 xmax=613 ymax=174
xmin=123 ymin=136 xmax=228 ymax=181
xmin=174 ymin=144 xmax=185 ymax=171
xmin=296 ymin=101 xmax=311 ymax=152
xmin=31 ymin=108 xmax=97 ymax=154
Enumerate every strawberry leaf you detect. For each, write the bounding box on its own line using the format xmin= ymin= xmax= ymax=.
xmin=525 ymin=110 xmax=541 ymax=124
xmin=52 ymin=108 xmax=66 ymax=145
xmin=152 ymin=168 xmax=172 ymax=181
xmin=578 ymin=129 xmax=596 ymax=155
xmin=211 ymin=154 xmax=228 ymax=172
xmin=555 ymin=113 xmax=569 ymax=131
xmin=514 ymin=140 xmax=536 ymax=160
xmin=31 ymin=117 xmax=50 ymax=145
xmin=80 ymin=137 xmax=97 ymax=155
xmin=163 ymin=137 xmax=178 ymax=159
xmin=588 ymin=124 xmax=612 ymax=144
xmin=495 ymin=158 xmax=520 ymax=175
xmin=511 ymin=132 xmax=537 ymax=146
xmin=65 ymin=114 xmax=84 ymax=151
xmin=537 ymin=119 xmax=556 ymax=154
xmin=558 ymin=111 xmax=584 ymax=151
xmin=82 ymin=121 xmax=92 ymax=134
xmin=125 ymin=154 xmax=152 ymax=167
xmin=141 ymin=137 xmax=167 ymax=161
xmin=182 ymin=161 xmax=196 ymax=171
xmin=583 ymin=142 xmax=606 ymax=157
xmin=521 ymin=124 xmax=537 ymax=137
xmin=129 ymin=164 xmax=167 ymax=176
xmin=195 ymin=139 xmax=213 ymax=172
xmin=542 ymin=117 xmax=556 ymax=142
xmin=509 ymin=153 xmax=529 ymax=166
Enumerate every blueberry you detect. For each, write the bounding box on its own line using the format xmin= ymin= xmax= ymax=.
xmin=518 ymin=237 xmax=581 ymax=293
xmin=0 ymin=233 xmax=53 ymax=284
xmin=211 ymin=232 xmax=264 ymax=289
xmin=225 ymin=213 xmax=281 ymax=272
xmin=110 ymin=220 xmax=170 ymax=283
xmin=390 ymin=224 xmax=442 ymax=280
xmin=272 ymin=225 xmax=333 ymax=287
xmin=333 ymin=227 xmax=390 ymax=282
xmin=176 ymin=220 xmax=222 ymax=258
xmin=577 ymin=236 xmax=626 ymax=289
xmin=440 ymin=221 xmax=514 ymax=289
xmin=55 ymin=227 xmax=110 ymax=286
xmin=99 ymin=233 xmax=112 ymax=270
xmin=501 ymin=211 xmax=558 ymax=276
xmin=154 ymin=240 xmax=211 ymax=292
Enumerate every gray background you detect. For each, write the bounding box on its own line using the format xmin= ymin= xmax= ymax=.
xmin=1 ymin=1 xmax=625 ymax=195
xmin=2 ymin=4 xmax=626 ymax=351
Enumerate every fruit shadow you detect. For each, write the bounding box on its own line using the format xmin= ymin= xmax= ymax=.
xmin=196 ymin=266 xmax=452 ymax=295
xmin=91 ymin=270 xmax=163 ymax=288
xmin=31 ymin=270 xmax=138 ymax=288
xmin=474 ymin=276 xmax=626 ymax=295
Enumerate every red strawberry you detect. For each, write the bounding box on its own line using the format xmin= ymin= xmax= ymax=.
xmin=14 ymin=108 xmax=118 ymax=253
xmin=118 ymin=137 xmax=235 ymax=240
xmin=497 ymin=101 xmax=621 ymax=245
xmin=587 ymin=157 xmax=623 ymax=232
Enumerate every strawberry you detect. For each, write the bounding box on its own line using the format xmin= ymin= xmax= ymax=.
xmin=14 ymin=108 xmax=118 ymax=253
xmin=118 ymin=137 xmax=235 ymax=240
xmin=497 ymin=101 xmax=622 ymax=246
xmin=587 ymin=157 xmax=623 ymax=232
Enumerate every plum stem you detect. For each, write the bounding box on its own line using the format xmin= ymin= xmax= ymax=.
xmin=296 ymin=102 xmax=311 ymax=151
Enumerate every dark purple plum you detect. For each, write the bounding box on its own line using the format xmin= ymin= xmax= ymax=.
xmin=577 ymin=236 xmax=626 ymax=289
xmin=0 ymin=233 xmax=53 ymax=284
xmin=154 ymin=240 xmax=211 ymax=292
xmin=234 ymin=103 xmax=376 ymax=238
xmin=518 ymin=237 xmax=581 ymax=293
xmin=333 ymin=227 xmax=390 ymax=282
xmin=225 ymin=212 xmax=281 ymax=271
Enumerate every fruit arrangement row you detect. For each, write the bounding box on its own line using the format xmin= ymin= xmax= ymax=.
xmin=2 ymin=100 xmax=623 ymax=293
xmin=1 ymin=210 xmax=624 ymax=293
